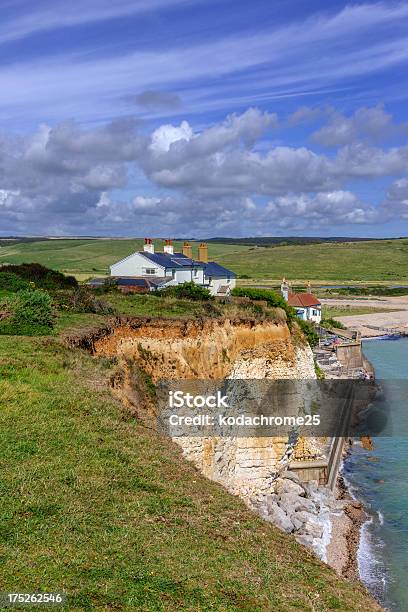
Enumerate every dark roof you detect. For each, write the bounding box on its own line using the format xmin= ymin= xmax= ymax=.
xmin=115 ymin=276 xmax=172 ymax=288
xmin=87 ymin=277 xmax=107 ymax=286
xmin=287 ymin=292 xmax=321 ymax=307
xmin=117 ymin=278 xmax=149 ymax=287
xmin=204 ymin=262 xmax=236 ymax=277
xmin=141 ymin=251 xmax=203 ymax=268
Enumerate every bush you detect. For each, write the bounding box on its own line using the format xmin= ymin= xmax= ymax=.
xmin=231 ymin=287 xmax=295 ymax=323
xmin=321 ymin=317 xmax=346 ymax=330
xmin=0 ymin=263 xmax=78 ymax=289
xmin=53 ymin=288 xmax=115 ymax=315
xmin=0 ymin=272 xmax=31 ymax=292
xmin=297 ymin=319 xmax=319 ymax=348
xmin=0 ymin=289 xmax=53 ymax=336
xmin=159 ymin=281 xmax=212 ymax=301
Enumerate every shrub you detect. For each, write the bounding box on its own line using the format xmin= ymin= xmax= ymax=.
xmin=231 ymin=287 xmax=295 ymax=323
xmin=0 ymin=263 xmax=78 ymax=289
xmin=321 ymin=317 xmax=346 ymax=330
xmin=53 ymin=288 xmax=115 ymax=315
xmin=0 ymin=272 xmax=31 ymax=292
xmin=0 ymin=289 xmax=53 ymax=336
xmin=159 ymin=281 xmax=212 ymax=301
xmin=297 ymin=319 xmax=319 ymax=348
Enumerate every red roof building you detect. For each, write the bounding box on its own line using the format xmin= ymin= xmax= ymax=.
xmin=287 ymin=292 xmax=321 ymax=308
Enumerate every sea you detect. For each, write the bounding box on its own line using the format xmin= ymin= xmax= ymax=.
xmin=342 ymin=337 xmax=408 ymax=612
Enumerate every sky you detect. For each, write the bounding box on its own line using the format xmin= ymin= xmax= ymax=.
xmin=1 ymin=0 xmax=408 ymax=237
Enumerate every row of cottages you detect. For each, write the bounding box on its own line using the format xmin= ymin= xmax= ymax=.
xmin=109 ymin=239 xmax=236 ymax=296
xmin=281 ymin=278 xmax=322 ymax=323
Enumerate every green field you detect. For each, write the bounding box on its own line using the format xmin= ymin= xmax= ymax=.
xmin=1 ymin=237 xmax=408 ymax=282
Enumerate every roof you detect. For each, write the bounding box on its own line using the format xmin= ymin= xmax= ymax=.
xmin=139 ymin=251 xmax=203 ymax=269
xmin=204 ymin=262 xmax=236 ymax=277
xmin=87 ymin=277 xmax=107 ymax=286
xmin=287 ymin=292 xmax=321 ymax=308
xmin=110 ymin=249 xmax=236 ymax=277
xmin=115 ymin=276 xmax=172 ymax=288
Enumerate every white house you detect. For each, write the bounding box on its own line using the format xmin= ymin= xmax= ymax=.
xmin=109 ymin=239 xmax=236 ymax=296
xmin=281 ymin=279 xmax=322 ymax=323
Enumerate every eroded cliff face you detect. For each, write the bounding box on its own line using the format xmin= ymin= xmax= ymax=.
xmin=93 ymin=317 xmax=316 ymax=497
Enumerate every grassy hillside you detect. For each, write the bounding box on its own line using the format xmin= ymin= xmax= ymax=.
xmin=0 ymin=333 xmax=380 ymax=610
xmin=218 ymin=239 xmax=408 ymax=281
xmin=1 ymin=237 xmax=408 ymax=281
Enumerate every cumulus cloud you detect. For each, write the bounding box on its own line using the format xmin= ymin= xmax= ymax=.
xmin=264 ymin=191 xmax=379 ymax=229
xmin=150 ymin=121 xmax=193 ymax=153
xmin=312 ymin=105 xmax=393 ymax=147
xmin=1 ymin=106 xmax=408 ymax=235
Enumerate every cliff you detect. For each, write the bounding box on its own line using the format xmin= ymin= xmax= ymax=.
xmin=91 ymin=316 xmax=318 ymax=498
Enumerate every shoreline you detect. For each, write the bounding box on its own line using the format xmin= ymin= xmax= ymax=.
xmin=326 ymin=465 xmax=368 ymax=581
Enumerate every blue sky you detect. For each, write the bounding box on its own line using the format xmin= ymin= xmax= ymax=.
xmin=1 ymin=0 xmax=408 ymax=237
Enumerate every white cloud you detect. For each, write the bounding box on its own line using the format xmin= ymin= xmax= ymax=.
xmin=150 ymin=121 xmax=193 ymax=153
xmin=312 ymin=105 xmax=393 ymax=146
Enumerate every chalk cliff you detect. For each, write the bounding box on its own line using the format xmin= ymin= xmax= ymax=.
xmin=93 ymin=317 xmax=318 ymax=497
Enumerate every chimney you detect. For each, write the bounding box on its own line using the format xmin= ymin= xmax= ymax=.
xmin=163 ymin=239 xmax=174 ymax=255
xmin=281 ymin=277 xmax=289 ymax=301
xmin=143 ymin=238 xmax=154 ymax=254
xmin=306 ymin=281 xmax=312 ymax=293
xmin=198 ymin=243 xmax=208 ymax=263
xmin=182 ymin=241 xmax=193 ymax=259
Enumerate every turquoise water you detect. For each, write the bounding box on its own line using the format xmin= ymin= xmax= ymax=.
xmin=343 ymin=337 xmax=408 ymax=611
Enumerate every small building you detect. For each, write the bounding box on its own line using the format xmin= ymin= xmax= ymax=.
xmin=281 ymin=278 xmax=322 ymax=323
xmin=109 ymin=239 xmax=236 ymax=296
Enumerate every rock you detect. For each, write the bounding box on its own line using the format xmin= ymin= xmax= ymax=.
xmin=295 ymin=534 xmax=314 ymax=548
xmin=276 ymin=478 xmax=305 ymax=497
xmin=291 ymin=510 xmax=316 ymax=525
xmin=265 ymin=493 xmax=279 ymax=508
xmin=264 ymin=502 xmax=294 ymax=533
xmin=302 ymin=521 xmax=324 ymax=538
xmin=278 ymin=493 xmax=317 ymax=515
xmin=303 ymin=481 xmax=319 ymax=497
xmin=292 ymin=515 xmax=304 ymax=530
xmin=282 ymin=470 xmax=301 ymax=484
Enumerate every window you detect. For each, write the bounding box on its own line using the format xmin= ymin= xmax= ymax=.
xmin=171 ymin=269 xmax=176 ymax=277
xmin=193 ymin=269 xmax=199 ymax=277
xmin=144 ymin=268 xmax=156 ymax=275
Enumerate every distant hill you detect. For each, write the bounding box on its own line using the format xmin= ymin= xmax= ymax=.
xmin=206 ymin=236 xmax=400 ymax=247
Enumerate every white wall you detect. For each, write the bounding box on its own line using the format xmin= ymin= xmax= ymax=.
xmin=206 ymin=276 xmax=236 ymax=296
xmin=308 ymin=307 xmax=321 ymax=323
xmin=295 ymin=306 xmax=321 ymax=323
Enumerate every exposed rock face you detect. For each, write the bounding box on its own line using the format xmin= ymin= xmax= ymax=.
xmin=91 ymin=316 xmax=342 ymax=566
xmin=94 ymin=317 xmax=317 ymax=498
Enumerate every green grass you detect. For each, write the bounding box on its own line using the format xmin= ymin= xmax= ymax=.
xmin=0 ymin=334 xmax=379 ymax=611
xmin=106 ymin=293 xmax=204 ymax=317
xmin=1 ymin=237 xmax=408 ymax=281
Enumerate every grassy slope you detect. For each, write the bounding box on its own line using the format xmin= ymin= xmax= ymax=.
xmin=0 ymin=334 xmax=380 ymax=611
